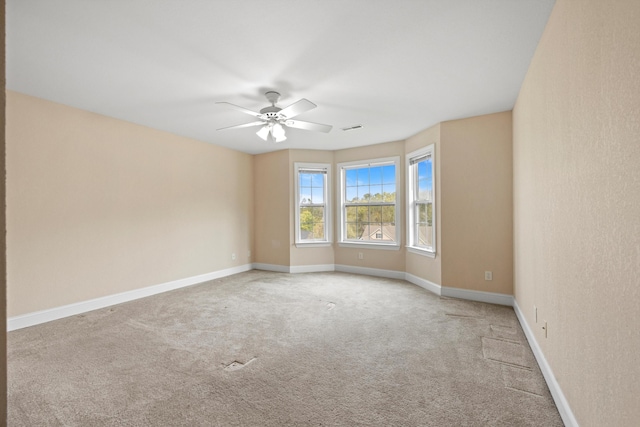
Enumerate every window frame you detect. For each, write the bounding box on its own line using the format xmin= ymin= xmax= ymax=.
xmin=406 ymin=145 xmax=436 ymax=257
xmin=294 ymin=162 xmax=332 ymax=247
xmin=337 ymin=156 xmax=401 ymax=250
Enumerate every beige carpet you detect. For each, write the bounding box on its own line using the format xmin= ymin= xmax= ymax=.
xmin=8 ymin=271 xmax=563 ymax=426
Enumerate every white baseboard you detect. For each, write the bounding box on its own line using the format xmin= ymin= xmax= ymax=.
xmin=513 ymin=300 xmax=578 ymax=427
xmin=289 ymin=264 xmax=336 ymax=274
xmin=334 ymin=264 xmax=406 ymax=280
xmin=405 ymin=273 xmax=441 ymax=296
xmin=7 ymin=264 xmax=253 ymax=331
xmin=441 ymin=286 xmax=514 ymax=306
xmin=252 ymin=263 xmax=291 ymax=273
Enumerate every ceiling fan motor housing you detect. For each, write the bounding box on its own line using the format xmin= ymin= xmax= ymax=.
xmin=260 ymin=105 xmax=282 ymax=118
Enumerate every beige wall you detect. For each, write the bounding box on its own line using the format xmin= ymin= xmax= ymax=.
xmin=254 ymin=149 xmax=336 ymax=268
xmin=513 ymin=0 xmax=640 ymax=425
xmin=253 ymin=118 xmax=513 ymax=291
xmin=7 ymin=92 xmax=254 ymax=317
xmin=7 ymin=91 xmax=515 ymax=321
xmin=441 ymin=112 xmax=513 ymax=294
xmin=1 ymin=0 xmax=7 ymax=419
xmin=333 ymin=141 xmax=406 ymax=272
xmin=405 ymin=124 xmax=441 ymax=285
xmin=253 ymin=149 xmax=290 ymax=267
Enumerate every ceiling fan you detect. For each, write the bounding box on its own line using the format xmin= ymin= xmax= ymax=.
xmin=216 ymin=91 xmax=332 ymax=143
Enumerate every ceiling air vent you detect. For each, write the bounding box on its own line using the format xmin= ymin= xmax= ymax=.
xmin=341 ymin=124 xmax=363 ymax=132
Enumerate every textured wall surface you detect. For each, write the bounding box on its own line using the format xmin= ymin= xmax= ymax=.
xmin=441 ymin=112 xmax=513 ymax=294
xmin=7 ymin=92 xmax=254 ymax=316
xmin=513 ymin=0 xmax=640 ymax=425
xmin=253 ymin=150 xmax=291 ymax=267
xmin=1 ymin=0 xmax=7 ymax=419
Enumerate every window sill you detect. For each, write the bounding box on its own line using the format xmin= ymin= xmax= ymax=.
xmin=406 ymin=246 xmax=436 ymax=258
xmin=295 ymin=242 xmax=332 ymax=248
xmin=338 ymin=242 xmax=401 ymax=251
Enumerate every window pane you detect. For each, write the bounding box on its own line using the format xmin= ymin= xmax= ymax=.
xmin=312 ymin=207 xmax=324 ymax=222
xmin=369 ymin=185 xmax=382 ymax=201
xmin=346 ymin=206 xmax=357 ymax=222
xmin=346 ymin=222 xmax=358 ymax=239
xmin=418 ymin=178 xmax=431 ymax=201
xmin=300 ymin=206 xmax=325 ymax=241
xmin=418 ymin=224 xmax=432 ymax=247
xmin=417 ymin=160 xmax=428 ymax=179
xmin=382 ymin=165 xmax=395 ymax=184
xmin=369 ymin=166 xmax=382 ymax=184
xmin=382 ymin=223 xmax=396 ymax=241
xmin=312 ymin=223 xmax=325 ymax=239
xmin=358 ymin=186 xmax=371 ymax=202
xmin=300 ymin=207 xmax=313 ymax=239
xmin=346 ymin=186 xmax=358 ymax=202
xmin=382 ymin=206 xmax=395 ymax=222
xmin=357 ymin=168 xmax=369 ymax=185
xmin=360 ymin=223 xmax=374 ymax=241
xmin=417 ymin=204 xmax=433 ymax=227
xmin=311 ymin=173 xmax=324 ymax=187
xmin=418 ymin=203 xmax=427 ymax=223
xmin=311 ymin=187 xmax=324 ymax=204
xmin=370 ymin=206 xmax=382 ymax=222
xmin=300 ymin=188 xmax=312 ymax=204
xmin=357 ymin=206 xmax=369 ymax=223
xmin=383 ymin=184 xmax=396 ymax=202
xmin=299 ymin=173 xmax=312 ymax=187
xmin=345 ymin=169 xmax=357 ymax=186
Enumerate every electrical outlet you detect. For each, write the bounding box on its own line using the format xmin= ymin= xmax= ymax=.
xmin=484 ymin=271 xmax=492 ymax=280
xmin=231 ymin=253 xmax=236 ymax=261
xmin=358 ymin=252 xmax=364 ymax=260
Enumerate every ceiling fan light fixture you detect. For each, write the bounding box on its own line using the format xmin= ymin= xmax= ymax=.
xmin=256 ymin=125 xmax=270 ymax=141
xmin=272 ymin=123 xmax=286 ymax=142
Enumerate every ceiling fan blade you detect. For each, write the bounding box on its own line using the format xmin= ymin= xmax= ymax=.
xmin=216 ymin=102 xmax=261 ymax=117
xmin=278 ymin=98 xmax=316 ymax=119
xmin=285 ymin=119 xmax=332 ymax=133
xmin=217 ymin=121 xmax=265 ymax=131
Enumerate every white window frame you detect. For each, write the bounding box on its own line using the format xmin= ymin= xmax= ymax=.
xmin=337 ymin=156 xmax=401 ymax=250
xmin=406 ymin=145 xmax=436 ymax=257
xmin=294 ymin=162 xmax=332 ymax=247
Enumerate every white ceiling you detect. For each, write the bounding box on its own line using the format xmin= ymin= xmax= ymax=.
xmin=7 ymin=0 xmax=556 ymax=155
